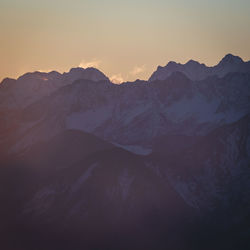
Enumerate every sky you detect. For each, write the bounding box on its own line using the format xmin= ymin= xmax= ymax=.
xmin=0 ymin=0 xmax=250 ymax=83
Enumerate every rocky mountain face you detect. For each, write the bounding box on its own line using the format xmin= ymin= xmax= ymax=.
xmin=0 ymin=55 xmax=250 ymax=250
xmin=2 ymin=71 xmax=249 ymax=156
xmin=152 ymin=115 xmax=250 ymax=249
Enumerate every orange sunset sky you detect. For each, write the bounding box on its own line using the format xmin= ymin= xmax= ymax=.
xmin=1 ymin=0 xmax=250 ymax=83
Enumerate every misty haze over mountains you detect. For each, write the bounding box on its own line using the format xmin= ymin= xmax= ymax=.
xmin=0 ymin=54 xmax=250 ymax=250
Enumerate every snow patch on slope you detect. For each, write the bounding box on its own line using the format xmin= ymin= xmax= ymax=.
xmin=120 ymin=102 xmax=152 ymax=125
xmin=164 ymin=94 xmax=221 ymax=123
xmin=164 ymin=94 xmax=245 ymax=124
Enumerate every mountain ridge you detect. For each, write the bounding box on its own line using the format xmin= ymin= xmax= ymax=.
xmin=0 ymin=67 xmax=109 ymax=109
xmin=149 ymin=54 xmax=250 ymax=81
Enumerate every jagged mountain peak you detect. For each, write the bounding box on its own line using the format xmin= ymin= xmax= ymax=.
xmin=219 ymin=53 xmax=244 ymax=65
xmin=186 ymin=59 xmax=203 ymax=66
xmin=150 ymin=54 xmax=250 ymax=81
xmin=65 ymin=67 xmax=109 ymax=82
xmin=0 ymin=66 xmax=110 ymax=109
xmin=68 ymin=67 xmax=85 ymax=73
xmin=18 ymin=70 xmax=62 ymax=82
xmin=0 ymin=78 xmax=16 ymax=91
xmin=4 ymin=67 xmax=109 ymax=83
xmin=166 ymin=61 xmax=179 ymax=67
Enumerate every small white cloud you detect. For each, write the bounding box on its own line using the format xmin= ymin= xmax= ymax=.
xmin=130 ymin=65 xmax=146 ymax=76
xmin=79 ymin=59 xmax=102 ymax=69
xmin=110 ymin=74 xmax=124 ymax=84
xmin=37 ymin=69 xmax=53 ymax=73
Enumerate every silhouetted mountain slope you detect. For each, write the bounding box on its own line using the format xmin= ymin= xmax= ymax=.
xmin=0 ymin=67 xmax=109 ymax=109
xmin=149 ymin=54 xmax=250 ymax=81
xmin=18 ymin=129 xmax=114 ymax=171
xmin=1 ymin=141 xmax=194 ymax=250
xmin=0 ymin=130 xmax=114 ymax=236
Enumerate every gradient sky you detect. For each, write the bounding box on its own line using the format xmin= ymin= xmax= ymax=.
xmin=1 ymin=0 xmax=250 ymax=83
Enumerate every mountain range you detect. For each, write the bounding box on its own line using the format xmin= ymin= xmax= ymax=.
xmin=150 ymin=53 xmax=250 ymax=81
xmin=0 ymin=54 xmax=250 ymax=250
